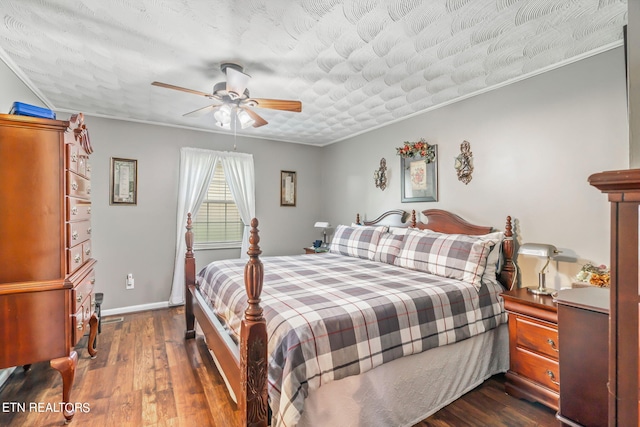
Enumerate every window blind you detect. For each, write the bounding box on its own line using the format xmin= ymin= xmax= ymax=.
xmin=193 ymin=162 xmax=243 ymax=243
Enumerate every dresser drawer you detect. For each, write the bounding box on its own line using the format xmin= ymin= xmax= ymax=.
xmin=85 ymin=159 xmax=92 ymax=179
xmin=72 ymin=269 xmax=95 ymax=313
xmin=515 ymin=316 xmax=559 ymax=360
xmin=67 ymin=220 xmax=92 ymax=246
xmin=66 ymin=143 xmax=79 ymax=173
xmin=67 ymin=171 xmax=91 ymax=199
xmin=513 ymin=347 xmax=560 ymax=393
xmin=72 ymin=302 xmax=92 ymax=346
xmin=82 ymin=241 xmax=92 ymax=263
xmin=67 ymin=245 xmax=84 ymax=274
xmin=66 ymin=197 xmax=91 ymax=221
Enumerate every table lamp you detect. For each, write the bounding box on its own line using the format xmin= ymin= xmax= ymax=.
xmin=518 ymin=243 xmax=559 ymax=295
xmin=314 ymin=221 xmax=330 ymax=245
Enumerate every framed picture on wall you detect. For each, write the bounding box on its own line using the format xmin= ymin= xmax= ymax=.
xmin=280 ymin=170 xmax=296 ymax=206
xmin=401 ymin=145 xmax=438 ymax=202
xmin=110 ymin=157 xmax=138 ymax=205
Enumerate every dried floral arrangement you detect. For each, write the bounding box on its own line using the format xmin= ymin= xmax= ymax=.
xmin=396 ymin=139 xmax=436 ymax=163
xmin=575 ymin=263 xmax=610 ymax=287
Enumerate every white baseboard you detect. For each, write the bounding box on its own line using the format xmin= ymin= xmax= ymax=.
xmin=101 ymin=301 xmax=170 ymax=317
xmin=0 ymin=367 xmax=16 ymax=390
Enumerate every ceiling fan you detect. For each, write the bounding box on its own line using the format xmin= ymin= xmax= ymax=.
xmin=152 ymin=63 xmax=302 ymax=130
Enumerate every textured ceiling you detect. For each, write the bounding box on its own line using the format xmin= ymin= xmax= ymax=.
xmin=0 ymin=0 xmax=628 ymax=146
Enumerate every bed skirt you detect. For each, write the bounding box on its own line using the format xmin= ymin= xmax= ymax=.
xmin=297 ymin=323 xmax=509 ymax=427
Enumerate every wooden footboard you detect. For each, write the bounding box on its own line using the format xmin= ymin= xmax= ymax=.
xmin=184 ymin=214 xmax=268 ymax=427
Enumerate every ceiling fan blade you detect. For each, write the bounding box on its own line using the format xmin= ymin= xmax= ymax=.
xmin=152 ymin=81 xmax=214 ymax=98
xmin=243 ymin=107 xmax=268 ymax=128
xmin=248 ymin=98 xmax=302 ymax=112
xmin=225 ymin=67 xmax=251 ymax=100
xmin=183 ymin=104 xmax=219 ymax=117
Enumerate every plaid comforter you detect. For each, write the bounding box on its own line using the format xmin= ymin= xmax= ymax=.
xmin=197 ymin=253 xmax=507 ymax=427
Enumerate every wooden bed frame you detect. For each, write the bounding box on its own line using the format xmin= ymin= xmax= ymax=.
xmin=183 ymin=209 xmax=515 ymax=426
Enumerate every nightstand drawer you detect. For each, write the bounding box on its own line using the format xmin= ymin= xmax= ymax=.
xmin=513 ymin=347 xmax=560 ymax=392
xmin=515 ymin=316 xmax=559 ymax=359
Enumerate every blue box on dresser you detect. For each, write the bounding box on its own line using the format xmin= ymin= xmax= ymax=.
xmin=9 ymin=101 xmax=56 ymax=119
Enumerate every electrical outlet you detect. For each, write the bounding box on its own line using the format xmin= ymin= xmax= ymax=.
xmin=126 ymin=273 xmax=134 ymax=290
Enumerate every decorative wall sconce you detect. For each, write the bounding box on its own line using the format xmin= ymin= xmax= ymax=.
xmin=454 ymin=140 xmax=473 ymax=185
xmin=374 ymin=158 xmax=387 ymax=190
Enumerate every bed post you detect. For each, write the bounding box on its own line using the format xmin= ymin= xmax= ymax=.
xmin=240 ymin=218 xmax=268 ymax=427
xmin=185 ymin=213 xmax=196 ymax=339
xmin=500 ymin=216 xmax=517 ymax=290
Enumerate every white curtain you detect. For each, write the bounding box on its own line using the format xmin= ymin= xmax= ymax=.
xmin=221 ymin=152 xmax=255 ymax=258
xmin=169 ymin=147 xmax=256 ymax=306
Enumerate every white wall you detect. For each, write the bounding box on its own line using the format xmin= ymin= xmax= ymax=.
xmin=80 ymin=118 xmax=323 ymax=310
xmin=320 ymin=47 xmax=629 ymax=290
xmin=0 ymin=60 xmax=44 ymax=112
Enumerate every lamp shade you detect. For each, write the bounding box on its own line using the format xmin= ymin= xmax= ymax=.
xmin=518 ymin=243 xmax=558 ymax=258
xmin=314 ymin=221 xmax=330 ymax=228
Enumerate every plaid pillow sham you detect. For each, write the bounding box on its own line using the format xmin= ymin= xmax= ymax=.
xmin=329 ymin=224 xmax=387 ymax=260
xmin=395 ymin=229 xmax=499 ymax=290
xmin=373 ymin=232 xmax=405 ymax=264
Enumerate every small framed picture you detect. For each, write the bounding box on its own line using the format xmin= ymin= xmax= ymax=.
xmin=280 ymin=170 xmax=296 ymax=207
xmin=401 ymin=145 xmax=438 ymax=202
xmin=110 ymin=157 xmax=137 ymax=205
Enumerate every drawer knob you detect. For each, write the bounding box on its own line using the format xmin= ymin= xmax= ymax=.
xmin=546 ymin=369 xmax=559 ymax=386
xmin=547 ymin=338 xmax=559 ymax=352
xmin=76 ymin=294 xmax=82 ymax=303
xmin=87 ymin=227 xmax=92 ymax=235
xmin=90 ymin=278 xmax=96 ymax=284
xmin=71 ymin=153 xmax=77 ymax=162
xmin=71 ymin=206 xmax=78 ymax=215
xmin=87 ymin=187 xmax=91 ymax=194
xmin=85 ymin=248 xmax=91 ymax=256
xmin=77 ymin=321 xmax=83 ymax=330
xmin=74 ymin=254 xmax=81 ymax=263
xmin=88 ymin=207 xmax=91 ymax=214
xmin=72 ymin=230 xmax=79 ymax=240
xmin=72 ymin=182 xmax=78 ymax=190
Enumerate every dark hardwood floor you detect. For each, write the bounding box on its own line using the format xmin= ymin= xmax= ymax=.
xmin=0 ymin=307 xmax=558 ymax=426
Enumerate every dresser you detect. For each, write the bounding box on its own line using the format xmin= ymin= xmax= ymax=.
xmin=556 ymin=287 xmax=609 ymax=427
xmin=0 ymin=113 xmax=98 ymax=423
xmin=501 ymin=288 xmax=559 ymax=410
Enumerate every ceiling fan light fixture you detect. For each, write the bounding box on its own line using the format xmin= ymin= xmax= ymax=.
xmin=213 ymin=103 xmax=232 ymax=128
xmin=237 ymin=108 xmax=255 ymax=129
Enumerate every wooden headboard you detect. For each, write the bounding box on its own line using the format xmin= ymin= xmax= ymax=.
xmin=357 ymin=209 xmax=516 ymax=290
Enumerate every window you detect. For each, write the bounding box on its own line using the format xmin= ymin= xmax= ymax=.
xmin=192 ymin=162 xmax=244 ymax=248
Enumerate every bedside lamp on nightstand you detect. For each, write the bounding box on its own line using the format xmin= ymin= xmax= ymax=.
xmin=518 ymin=243 xmax=560 ymax=295
xmin=314 ymin=221 xmax=331 ymax=246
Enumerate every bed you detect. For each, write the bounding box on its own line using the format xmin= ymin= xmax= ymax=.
xmin=183 ymin=209 xmax=516 ymax=427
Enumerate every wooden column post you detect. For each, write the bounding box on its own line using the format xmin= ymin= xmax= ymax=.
xmin=184 ymin=213 xmax=196 ymax=340
xmin=239 ymin=218 xmax=268 ymax=427
xmin=500 ymin=216 xmax=517 ymax=290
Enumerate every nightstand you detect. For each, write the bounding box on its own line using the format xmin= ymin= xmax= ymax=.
xmin=303 ymin=247 xmax=328 ymax=254
xmin=501 ymin=288 xmax=559 ymax=411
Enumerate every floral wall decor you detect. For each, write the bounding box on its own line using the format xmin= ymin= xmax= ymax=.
xmin=396 ymin=138 xmax=436 ymax=162
xmin=454 ymin=140 xmax=473 ymax=185
xmin=396 ymin=139 xmax=438 ymax=202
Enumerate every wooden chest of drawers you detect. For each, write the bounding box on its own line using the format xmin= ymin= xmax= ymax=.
xmin=0 ymin=113 xmax=97 ymax=423
xmin=501 ymin=288 xmax=559 ymax=411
